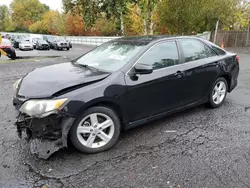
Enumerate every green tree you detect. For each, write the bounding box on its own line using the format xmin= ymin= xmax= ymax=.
xmin=99 ymin=0 xmax=133 ymax=35
xmin=29 ymin=21 xmax=48 ymax=34
xmin=0 ymin=5 xmax=15 ymax=32
xmin=124 ymin=3 xmax=144 ymax=35
xmin=63 ymin=0 xmax=100 ymax=29
xmin=94 ymin=16 xmax=117 ymax=36
xmin=159 ymin=0 xmax=239 ymax=34
xmin=10 ymin=0 xmax=47 ymax=30
xmin=43 ymin=10 xmax=65 ymax=35
xmin=137 ymin=0 xmax=158 ymax=35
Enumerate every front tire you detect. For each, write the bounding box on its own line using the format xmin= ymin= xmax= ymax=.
xmin=70 ymin=106 xmax=121 ymax=153
xmin=208 ymin=77 xmax=228 ymax=108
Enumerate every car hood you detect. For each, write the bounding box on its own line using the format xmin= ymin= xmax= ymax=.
xmin=18 ymin=62 xmax=110 ymax=98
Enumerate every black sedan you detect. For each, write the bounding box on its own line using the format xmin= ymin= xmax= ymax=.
xmin=35 ymin=39 xmax=50 ymax=50
xmin=13 ymin=36 xmax=239 ymax=159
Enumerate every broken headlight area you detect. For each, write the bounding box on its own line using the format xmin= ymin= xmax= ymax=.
xmin=15 ymin=112 xmax=75 ymax=159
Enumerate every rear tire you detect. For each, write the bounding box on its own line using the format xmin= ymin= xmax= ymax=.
xmin=70 ymin=106 xmax=121 ymax=154
xmin=8 ymin=50 xmax=16 ymax=60
xmin=208 ymin=77 xmax=228 ymax=108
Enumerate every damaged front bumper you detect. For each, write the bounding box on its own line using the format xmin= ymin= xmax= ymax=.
xmin=15 ymin=111 xmax=75 ymax=159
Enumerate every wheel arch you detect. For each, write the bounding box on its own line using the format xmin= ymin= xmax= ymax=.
xmin=75 ymin=98 xmax=128 ymax=130
xmin=219 ymin=73 xmax=232 ymax=92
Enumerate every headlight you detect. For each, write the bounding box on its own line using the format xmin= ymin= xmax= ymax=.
xmin=20 ymin=98 xmax=68 ymax=117
xmin=13 ymin=78 xmax=22 ymax=92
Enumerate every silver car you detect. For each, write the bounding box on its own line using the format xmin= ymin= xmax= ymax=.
xmin=54 ymin=40 xmax=70 ymax=50
xmin=19 ymin=40 xmax=33 ymax=51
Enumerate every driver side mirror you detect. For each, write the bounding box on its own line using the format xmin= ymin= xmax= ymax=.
xmin=134 ymin=63 xmax=153 ymax=75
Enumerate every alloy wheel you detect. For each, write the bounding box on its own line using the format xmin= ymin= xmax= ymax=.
xmin=212 ymin=81 xmax=226 ymax=105
xmin=76 ymin=113 xmax=115 ymax=148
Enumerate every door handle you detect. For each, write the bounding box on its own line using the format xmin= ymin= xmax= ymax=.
xmin=175 ymin=70 xmax=185 ymax=78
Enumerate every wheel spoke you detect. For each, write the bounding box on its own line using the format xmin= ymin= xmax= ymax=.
xmin=218 ymin=83 xmax=223 ymax=90
xmin=213 ymin=93 xmax=218 ymax=101
xmin=86 ymin=134 xmax=96 ymax=147
xmin=77 ymin=126 xmax=91 ymax=133
xmin=98 ymin=119 xmax=112 ymax=130
xmin=215 ymin=85 xmax=220 ymax=91
xmin=90 ymin=114 xmax=98 ymax=125
xmin=97 ymin=131 xmax=111 ymax=143
xmin=219 ymin=89 xmax=226 ymax=95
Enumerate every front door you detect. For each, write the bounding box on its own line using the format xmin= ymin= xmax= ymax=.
xmin=123 ymin=41 xmax=185 ymax=123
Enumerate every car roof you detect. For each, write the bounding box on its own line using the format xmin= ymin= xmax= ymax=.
xmin=113 ymin=35 xmax=202 ymax=45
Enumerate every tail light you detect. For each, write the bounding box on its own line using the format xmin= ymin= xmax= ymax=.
xmin=236 ymin=55 xmax=240 ymax=63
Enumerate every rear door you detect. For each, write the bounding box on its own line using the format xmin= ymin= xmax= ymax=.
xmin=177 ymin=39 xmax=220 ymax=105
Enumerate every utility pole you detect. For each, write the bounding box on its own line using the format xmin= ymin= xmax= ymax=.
xmin=214 ymin=20 xmax=219 ymax=44
xmin=246 ymin=18 xmax=249 ymax=46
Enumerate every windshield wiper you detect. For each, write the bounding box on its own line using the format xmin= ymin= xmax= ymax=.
xmin=73 ymin=61 xmax=100 ymax=72
xmin=80 ymin=64 xmax=100 ymax=71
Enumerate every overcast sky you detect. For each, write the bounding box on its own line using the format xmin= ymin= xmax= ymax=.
xmin=0 ymin=0 xmax=63 ymax=12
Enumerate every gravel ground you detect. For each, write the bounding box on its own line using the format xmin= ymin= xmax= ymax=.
xmin=0 ymin=49 xmax=250 ymax=188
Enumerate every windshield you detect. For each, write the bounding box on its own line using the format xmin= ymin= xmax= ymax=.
xmin=32 ymin=38 xmax=41 ymax=42
xmin=38 ymin=39 xmax=46 ymax=43
xmin=21 ymin=40 xmax=30 ymax=44
xmin=76 ymin=41 xmax=146 ymax=72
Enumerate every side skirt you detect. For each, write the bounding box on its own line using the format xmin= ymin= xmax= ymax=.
xmin=124 ymin=98 xmax=208 ymax=130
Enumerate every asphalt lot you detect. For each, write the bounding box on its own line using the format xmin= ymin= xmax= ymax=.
xmin=1 ymin=44 xmax=93 ymax=61
xmin=0 ymin=47 xmax=250 ymax=188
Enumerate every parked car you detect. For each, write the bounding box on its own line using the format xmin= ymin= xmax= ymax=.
xmin=11 ymin=35 xmax=26 ymax=49
xmin=19 ymin=40 xmax=33 ymax=51
xmin=13 ymin=36 xmax=239 ymax=159
xmin=47 ymin=38 xmax=56 ymax=49
xmin=65 ymin=39 xmax=72 ymax=48
xmin=43 ymin=36 xmax=56 ymax=49
xmin=32 ymin=37 xmax=42 ymax=49
xmin=0 ymin=38 xmax=16 ymax=60
xmin=35 ymin=39 xmax=50 ymax=50
xmin=53 ymin=39 xmax=70 ymax=50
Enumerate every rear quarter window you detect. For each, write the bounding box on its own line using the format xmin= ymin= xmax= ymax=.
xmin=179 ymin=39 xmax=217 ymax=63
xmin=210 ymin=45 xmax=226 ymax=55
xmin=203 ymin=40 xmax=226 ymax=55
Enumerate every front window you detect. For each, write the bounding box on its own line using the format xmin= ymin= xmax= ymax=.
xmin=76 ymin=41 xmax=146 ymax=72
xmin=136 ymin=41 xmax=179 ymax=70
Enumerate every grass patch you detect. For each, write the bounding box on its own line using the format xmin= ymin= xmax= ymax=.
xmin=0 ymin=59 xmax=38 ymax=63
